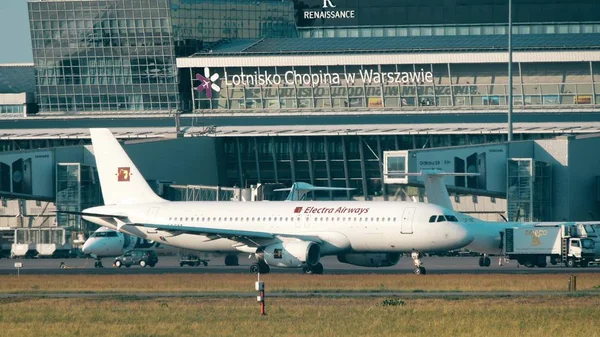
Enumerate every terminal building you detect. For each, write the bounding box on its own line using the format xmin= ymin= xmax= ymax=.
xmin=0 ymin=0 xmax=599 ymax=252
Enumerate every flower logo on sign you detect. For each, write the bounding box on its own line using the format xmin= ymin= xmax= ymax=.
xmin=196 ymin=67 xmax=220 ymax=98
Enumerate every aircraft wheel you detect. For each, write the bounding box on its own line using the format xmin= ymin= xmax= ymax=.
xmin=114 ymin=260 xmax=122 ymax=268
xmin=180 ymin=262 xmax=184 ymax=267
xmin=203 ymin=261 xmax=208 ymax=267
xmin=94 ymin=261 xmax=98 ymax=268
xmin=478 ymin=257 xmax=484 ymax=267
xmin=414 ymin=266 xmax=426 ymax=275
xmin=312 ymin=263 xmax=324 ymax=275
xmin=484 ymin=257 xmax=491 ymax=267
xmin=258 ymin=263 xmax=270 ymax=274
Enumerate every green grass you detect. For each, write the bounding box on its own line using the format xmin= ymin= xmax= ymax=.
xmin=1 ymin=273 xmax=599 ymax=294
xmin=0 ymin=296 xmax=599 ymax=337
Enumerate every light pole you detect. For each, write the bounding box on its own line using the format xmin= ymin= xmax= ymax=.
xmin=507 ymin=0 xmax=513 ymax=142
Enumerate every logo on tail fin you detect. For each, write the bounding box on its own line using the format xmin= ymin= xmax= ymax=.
xmin=117 ymin=167 xmax=131 ymax=182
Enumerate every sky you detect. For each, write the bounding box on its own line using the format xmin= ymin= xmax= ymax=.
xmin=0 ymin=0 xmax=33 ymax=64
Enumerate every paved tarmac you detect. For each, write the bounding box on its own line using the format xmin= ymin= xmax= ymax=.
xmin=1 ymin=255 xmax=598 ymax=276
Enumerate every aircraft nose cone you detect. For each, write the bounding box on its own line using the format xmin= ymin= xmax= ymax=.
xmin=456 ymin=223 xmax=475 ymax=247
xmin=82 ymin=240 xmax=97 ymax=254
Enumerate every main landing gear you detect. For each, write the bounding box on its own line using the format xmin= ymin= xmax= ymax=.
xmin=94 ymin=260 xmax=104 ymax=268
xmin=250 ymin=260 xmax=270 ymax=274
xmin=302 ymin=263 xmax=324 ymax=275
xmin=478 ymin=254 xmax=491 ymax=267
xmin=411 ymin=252 xmax=426 ymax=275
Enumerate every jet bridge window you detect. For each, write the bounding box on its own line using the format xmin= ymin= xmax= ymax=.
xmin=429 ymin=216 xmax=437 ymax=223
xmin=571 ymin=240 xmax=580 ymax=247
xmin=436 ymin=215 xmax=447 ymax=222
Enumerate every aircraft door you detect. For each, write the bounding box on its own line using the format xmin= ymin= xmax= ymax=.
xmin=400 ymin=207 xmax=415 ymax=234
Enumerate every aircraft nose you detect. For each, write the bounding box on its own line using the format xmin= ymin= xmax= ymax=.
xmin=82 ymin=239 xmax=98 ymax=254
xmin=454 ymin=223 xmax=474 ymax=247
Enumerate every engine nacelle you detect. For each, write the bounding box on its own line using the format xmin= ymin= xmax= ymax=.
xmin=261 ymin=240 xmax=321 ymax=268
xmin=337 ymin=253 xmax=401 ymax=267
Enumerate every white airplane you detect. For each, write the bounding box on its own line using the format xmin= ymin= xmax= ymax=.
xmin=81 ymin=227 xmax=240 ymax=268
xmin=68 ymin=129 xmax=474 ymax=275
xmin=80 ymin=183 xmax=341 ymax=268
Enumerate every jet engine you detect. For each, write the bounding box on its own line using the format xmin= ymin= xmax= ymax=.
xmin=260 ymin=240 xmax=321 ymax=268
xmin=337 ymin=253 xmax=401 ymax=267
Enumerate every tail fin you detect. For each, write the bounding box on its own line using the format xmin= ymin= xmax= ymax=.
xmin=90 ymin=128 xmax=165 ymax=205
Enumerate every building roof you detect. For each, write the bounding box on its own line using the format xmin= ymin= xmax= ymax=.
xmin=1 ymin=122 xmax=599 ymax=139
xmin=193 ymin=34 xmax=600 ymax=57
xmin=0 ymin=64 xmax=35 ymax=94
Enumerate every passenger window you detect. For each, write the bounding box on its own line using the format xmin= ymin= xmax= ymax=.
xmin=437 ymin=215 xmax=447 ymax=222
xmin=393 ymin=217 xmax=396 ymax=221
xmin=429 ymin=216 xmax=437 ymax=223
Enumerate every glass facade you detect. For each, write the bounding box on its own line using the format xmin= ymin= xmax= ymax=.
xmin=219 ymin=133 xmax=557 ymax=198
xmin=29 ymin=0 xmax=179 ymax=113
xmin=507 ymin=159 xmax=552 ymax=222
xmin=171 ymin=0 xmax=296 ymax=54
xmin=56 ymin=163 xmax=101 ymax=231
xmin=187 ymin=62 xmax=600 ymax=112
xmin=299 ymin=22 xmax=600 ymax=39
xmin=27 ymin=0 xmax=296 ymax=114
xmin=0 ymin=105 xmax=24 ymax=114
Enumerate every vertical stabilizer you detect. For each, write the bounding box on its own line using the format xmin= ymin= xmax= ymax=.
xmin=421 ymin=170 xmax=454 ymax=210
xmin=90 ymin=128 xmax=165 ymax=205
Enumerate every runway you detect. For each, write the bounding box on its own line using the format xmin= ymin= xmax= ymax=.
xmin=1 ymin=255 xmax=598 ymax=275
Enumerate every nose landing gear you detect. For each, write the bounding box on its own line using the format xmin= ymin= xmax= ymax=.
xmin=411 ymin=252 xmax=426 ymax=275
xmin=94 ymin=260 xmax=104 ymax=268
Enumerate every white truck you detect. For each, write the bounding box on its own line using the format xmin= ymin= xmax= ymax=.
xmin=503 ymin=224 xmax=596 ymax=268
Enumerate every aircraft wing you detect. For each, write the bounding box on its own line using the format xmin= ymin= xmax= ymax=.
xmin=140 ymin=223 xmax=275 ymax=239
xmin=138 ymin=223 xmax=324 ymax=248
xmin=54 ymin=210 xmax=129 ymax=220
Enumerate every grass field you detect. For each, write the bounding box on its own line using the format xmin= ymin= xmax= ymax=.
xmin=1 ymin=273 xmax=599 ymax=293
xmin=0 ymin=296 xmax=599 ymax=337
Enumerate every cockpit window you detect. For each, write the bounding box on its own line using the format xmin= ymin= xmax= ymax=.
xmin=91 ymin=231 xmax=118 ymax=238
xmin=428 ymin=216 xmax=437 ymax=223
xmin=445 ymin=215 xmax=458 ymax=222
xmin=436 ymin=215 xmax=447 ymax=222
